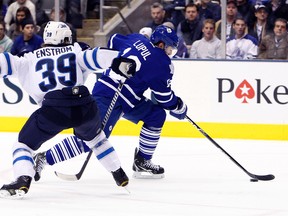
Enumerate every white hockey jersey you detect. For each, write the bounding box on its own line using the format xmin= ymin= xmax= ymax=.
xmin=0 ymin=43 xmax=119 ymax=105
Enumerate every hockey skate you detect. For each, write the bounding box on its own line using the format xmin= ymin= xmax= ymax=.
xmin=33 ymin=151 xmax=47 ymax=181
xmin=132 ymin=148 xmax=165 ymax=179
xmin=111 ymin=167 xmax=129 ymax=187
xmin=0 ymin=176 xmax=32 ymax=199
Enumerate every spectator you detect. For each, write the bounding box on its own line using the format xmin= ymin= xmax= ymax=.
xmin=190 ymin=18 xmax=222 ymax=59
xmin=164 ymin=0 xmax=185 ymax=27
xmin=196 ymin=0 xmax=221 ymax=22
xmin=0 ymin=0 xmax=7 ymax=21
xmin=177 ymin=3 xmax=203 ymax=52
xmin=35 ymin=0 xmax=49 ymax=26
xmin=7 ymin=6 xmax=32 ymax=41
xmin=258 ymin=18 xmax=288 ymax=59
xmin=64 ymin=0 xmax=83 ymax=28
xmin=4 ymin=0 xmax=36 ymax=31
xmin=215 ymin=0 xmax=239 ymax=39
xmin=146 ymin=2 xmax=174 ymax=31
xmin=265 ymin=0 xmax=288 ymax=28
xmin=0 ymin=20 xmax=13 ymax=52
xmin=248 ymin=4 xmax=273 ymax=44
xmin=38 ymin=7 xmax=77 ymax=43
xmin=226 ymin=17 xmax=258 ymax=59
xmin=236 ymin=0 xmax=254 ymax=25
xmin=10 ymin=17 xmax=43 ymax=56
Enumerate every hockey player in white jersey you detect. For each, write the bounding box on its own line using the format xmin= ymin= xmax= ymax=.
xmin=0 ymin=21 xmax=130 ymax=198
xmin=33 ymin=25 xmax=188 ymax=180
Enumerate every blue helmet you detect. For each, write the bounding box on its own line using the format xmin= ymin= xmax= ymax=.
xmin=150 ymin=25 xmax=179 ymax=49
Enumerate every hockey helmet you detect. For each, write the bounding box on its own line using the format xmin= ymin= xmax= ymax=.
xmin=43 ymin=21 xmax=72 ymax=45
xmin=150 ymin=25 xmax=179 ymax=58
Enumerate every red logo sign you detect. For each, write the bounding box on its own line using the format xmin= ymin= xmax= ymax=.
xmin=235 ymin=80 xmax=255 ymax=103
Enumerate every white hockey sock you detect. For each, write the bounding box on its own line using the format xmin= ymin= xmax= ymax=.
xmin=85 ymin=130 xmax=121 ymax=172
xmin=12 ymin=142 xmax=35 ymax=179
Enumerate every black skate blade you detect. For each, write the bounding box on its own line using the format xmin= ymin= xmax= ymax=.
xmin=132 ymin=171 xmax=164 ymax=179
xmin=0 ymin=189 xmax=25 ymax=199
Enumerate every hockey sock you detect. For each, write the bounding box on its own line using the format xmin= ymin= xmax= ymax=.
xmin=138 ymin=125 xmax=162 ymax=160
xmin=85 ymin=130 xmax=121 ymax=172
xmin=13 ymin=142 xmax=35 ymax=178
xmin=46 ymin=136 xmax=90 ymax=165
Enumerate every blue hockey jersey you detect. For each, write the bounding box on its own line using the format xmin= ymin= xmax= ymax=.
xmin=93 ymin=33 xmax=179 ymax=111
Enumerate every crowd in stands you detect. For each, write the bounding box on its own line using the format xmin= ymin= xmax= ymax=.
xmin=1 ymin=0 xmax=288 ymax=60
xmin=0 ymin=0 xmax=78 ymax=57
xmin=142 ymin=0 xmax=288 ymax=60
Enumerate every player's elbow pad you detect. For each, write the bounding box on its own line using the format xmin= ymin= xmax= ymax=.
xmin=110 ymin=56 xmax=136 ymax=79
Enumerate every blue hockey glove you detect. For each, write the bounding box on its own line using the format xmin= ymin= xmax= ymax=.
xmin=169 ymin=97 xmax=187 ymax=120
xmin=110 ymin=56 xmax=136 ymax=79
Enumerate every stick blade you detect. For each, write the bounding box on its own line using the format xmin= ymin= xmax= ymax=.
xmin=250 ymin=174 xmax=275 ymax=181
xmin=54 ymin=171 xmax=79 ymax=181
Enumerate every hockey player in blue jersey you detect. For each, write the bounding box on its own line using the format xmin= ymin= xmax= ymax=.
xmin=33 ymin=25 xmax=188 ymax=179
xmin=0 ymin=21 xmax=130 ymax=198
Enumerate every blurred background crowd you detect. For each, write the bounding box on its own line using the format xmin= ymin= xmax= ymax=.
xmin=1 ymin=0 xmax=288 ymax=60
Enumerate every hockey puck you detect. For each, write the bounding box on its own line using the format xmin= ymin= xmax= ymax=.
xmin=250 ymin=179 xmax=258 ymax=182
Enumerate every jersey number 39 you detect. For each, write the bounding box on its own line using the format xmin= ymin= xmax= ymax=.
xmin=36 ymin=53 xmax=76 ymax=92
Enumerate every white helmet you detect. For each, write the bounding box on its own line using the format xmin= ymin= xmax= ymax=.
xmin=43 ymin=21 xmax=72 ymax=45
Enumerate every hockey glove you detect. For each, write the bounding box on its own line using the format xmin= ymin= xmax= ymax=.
xmin=169 ymin=97 xmax=187 ymax=120
xmin=110 ymin=56 xmax=136 ymax=79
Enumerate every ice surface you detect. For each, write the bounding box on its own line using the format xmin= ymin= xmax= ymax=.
xmin=0 ymin=132 xmax=287 ymax=216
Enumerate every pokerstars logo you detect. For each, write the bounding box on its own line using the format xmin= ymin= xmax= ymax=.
xmin=217 ymin=78 xmax=288 ymax=104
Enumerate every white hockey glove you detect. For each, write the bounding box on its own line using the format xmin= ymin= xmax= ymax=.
xmin=110 ymin=56 xmax=136 ymax=79
xmin=169 ymin=97 xmax=187 ymax=120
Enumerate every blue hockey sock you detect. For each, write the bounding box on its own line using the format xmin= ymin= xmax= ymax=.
xmin=138 ymin=125 xmax=162 ymax=160
xmin=46 ymin=136 xmax=90 ymax=165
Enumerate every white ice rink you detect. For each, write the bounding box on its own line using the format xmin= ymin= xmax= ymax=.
xmin=0 ymin=132 xmax=288 ymax=216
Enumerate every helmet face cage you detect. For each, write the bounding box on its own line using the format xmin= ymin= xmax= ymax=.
xmin=43 ymin=21 xmax=72 ymax=45
xmin=150 ymin=25 xmax=179 ymax=57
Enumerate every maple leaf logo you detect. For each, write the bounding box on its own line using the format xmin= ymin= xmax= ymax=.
xmin=235 ymin=80 xmax=255 ymax=103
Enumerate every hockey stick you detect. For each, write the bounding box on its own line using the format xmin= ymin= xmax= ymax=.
xmin=55 ymin=82 xmax=124 ymax=181
xmin=185 ymin=115 xmax=275 ymax=181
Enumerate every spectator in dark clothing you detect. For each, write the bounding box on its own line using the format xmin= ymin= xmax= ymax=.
xmin=164 ymin=0 xmax=185 ymax=28
xmin=0 ymin=0 xmax=7 ymax=21
xmin=176 ymin=3 xmax=203 ymax=52
xmin=236 ymin=0 xmax=254 ymax=26
xmin=264 ymin=0 xmax=288 ymax=28
xmin=146 ymin=2 xmax=174 ymax=31
xmin=248 ymin=4 xmax=273 ymax=44
xmin=10 ymin=17 xmax=43 ymax=56
xmin=35 ymin=0 xmax=49 ymax=26
xmin=197 ymin=0 xmax=221 ymax=22
xmin=65 ymin=0 xmax=83 ymax=28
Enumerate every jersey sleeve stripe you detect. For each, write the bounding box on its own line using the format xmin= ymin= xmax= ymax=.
xmin=152 ymin=90 xmax=172 ymax=96
xmin=154 ymin=94 xmax=174 ymax=104
xmin=83 ymin=51 xmax=94 ymax=70
xmin=92 ymin=48 xmax=101 ymax=69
